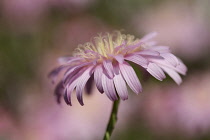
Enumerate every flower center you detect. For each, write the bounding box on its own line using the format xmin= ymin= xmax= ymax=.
xmin=73 ymin=31 xmax=142 ymax=62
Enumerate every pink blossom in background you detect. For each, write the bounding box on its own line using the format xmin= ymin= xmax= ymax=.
xmin=0 ymin=108 xmax=22 ymax=140
xmin=142 ymin=71 xmax=210 ymax=137
xmin=1 ymin=0 xmax=49 ymax=32
xmin=1 ymin=0 xmax=97 ymax=32
xmin=50 ymin=0 xmax=96 ymax=13
xmin=11 ymin=82 xmax=134 ymax=140
xmin=49 ymin=31 xmax=187 ymax=106
xmin=133 ymin=2 xmax=210 ymax=60
xmin=18 ymin=86 xmax=111 ymax=140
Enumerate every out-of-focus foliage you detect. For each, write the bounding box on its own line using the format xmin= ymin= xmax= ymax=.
xmin=0 ymin=0 xmax=209 ymax=140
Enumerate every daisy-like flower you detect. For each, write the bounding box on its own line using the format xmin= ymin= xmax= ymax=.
xmin=49 ymin=31 xmax=187 ymax=106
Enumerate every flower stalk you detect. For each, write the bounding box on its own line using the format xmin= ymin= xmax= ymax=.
xmin=103 ymin=99 xmax=120 ymax=140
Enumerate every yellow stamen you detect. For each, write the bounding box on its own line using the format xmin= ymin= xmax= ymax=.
xmin=73 ymin=31 xmax=141 ymax=60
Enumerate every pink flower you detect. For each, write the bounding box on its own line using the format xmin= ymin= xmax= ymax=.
xmin=141 ymin=72 xmax=210 ymax=136
xmin=49 ymin=31 xmax=187 ymax=106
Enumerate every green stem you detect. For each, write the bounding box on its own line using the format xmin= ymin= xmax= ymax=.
xmin=103 ymin=99 xmax=120 ymax=140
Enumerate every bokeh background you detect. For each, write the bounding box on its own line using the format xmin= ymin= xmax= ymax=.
xmin=0 ymin=0 xmax=210 ymax=140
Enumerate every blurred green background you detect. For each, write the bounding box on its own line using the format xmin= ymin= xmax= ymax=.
xmin=0 ymin=0 xmax=210 ymax=140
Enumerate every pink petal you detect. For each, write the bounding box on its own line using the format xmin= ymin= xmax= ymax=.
xmin=58 ymin=57 xmax=82 ymax=64
xmin=176 ymin=60 xmax=187 ymax=75
xmin=94 ymin=65 xmax=104 ymax=93
xmin=54 ymin=81 xmax=64 ymax=104
xmin=147 ymin=63 xmax=166 ymax=81
xmin=103 ymin=60 xmax=114 ymax=78
xmin=64 ymin=61 xmax=92 ymax=76
xmin=125 ymin=54 xmax=148 ymax=68
xmin=148 ymin=46 xmax=170 ymax=53
xmin=146 ymin=41 xmax=157 ymax=46
xmin=63 ymin=62 xmax=93 ymax=84
xmin=161 ymin=66 xmax=182 ymax=85
xmin=64 ymin=77 xmax=79 ymax=106
xmin=175 ymin=57 xmax=187 ymax=75
xmin=102 ymin=73 xmax=118 ymax=101
xmin=48 ymin=65 xmax=66 ymax=84
xmin=63 ymin=67 xmax=86 ymax=85
xmin=161 ymin=53 xmax=179 ymax=66
xmin=148 ymin=58 xmax=186 ymax=75
xmin=113 ymin=73 xmax=128 ymax=100
xmin=126 ymin=41 xmax=143 ymax=50
xmin=114 ymin=42 xmax=126 ymax=53
xmin=58 ymin=56 xmax=73 ymax=63
xmin=119 ymin=62 xmax=142 ymax=94
xmin=140 ymin=32 xmax=157 ymax=42
xmin=76 ymin=67 xmax=93 ymax=106
xmin=114 ymin=54 xmax=124 ymax=64
xmin=137 ymin=50 xmax=160 ymax=56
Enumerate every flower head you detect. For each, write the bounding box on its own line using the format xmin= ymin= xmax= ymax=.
xmin=49 ymin=31 xmax=187 ymax=106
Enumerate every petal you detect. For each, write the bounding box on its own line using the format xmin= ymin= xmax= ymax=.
xmin=175 ymin=57 xmax=187 ymax=75
xmin=140 ymin=32 xmax=157 ymax=42
xmin=64 ymin=61 xmax=93 ymax=77
xmin=145 ymin=41 xmax=157 ymax=46
xmin=161 ymin=66 xmax=182 ymax=85
xmin=64 ymin=89 xmax=71 ymax=105
xmin=148 ymin=46 xmax=170 ymax=53
xmin=76 ymin=67 xmax=93 ymax=106
xmin=147 ymin=63 xmax=166 ymax=81
xmin=64 ymin=77 xmax=79 ymax=106
xmin=113 ymin=73 xmax=128 ymax=100
xmin=103 ymin=60 xmax=114 ymax=78
xmin=54 ymin=81 xmax=64 ymax=104
xmin=94 ymin=65 xmax=104 ymax=93
xmin=126 ymin=41 xmax=143 ymax=50
xmin=85 ymin=75 xmax=94 ymax=94
xmin=137 ymin=50 xmax=160 ymax=56
xmin=48 ymin=65 xmax=66 ymax=84
xmin=161 ymin=53 xmax=179 ymax=66
xmin=102 ymin=73 xmax=118 ymax=101
xmin=63 ymin=66 xmax=91 ymax=105
xmin=176 ymin=60 xmax=187 ymax=75
xmin=119 ymin=62 xmax=142 ymax=94
xmin=114 ymin=43 xmax=126 ymax=53
xmin=63 ymin=62 xmax=93 ymax=85
xmin=114 ymin=54 xmax=124 ymax=64
xmin=125 ymin=54 xmax=148 ymax=68
xmin=63 ymin=67 xmax=86 ymax=86
xmin=148 ymin=57 xmax=186 ymax=75
xmin=58 ymin=57 xmax=83 ymax=65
